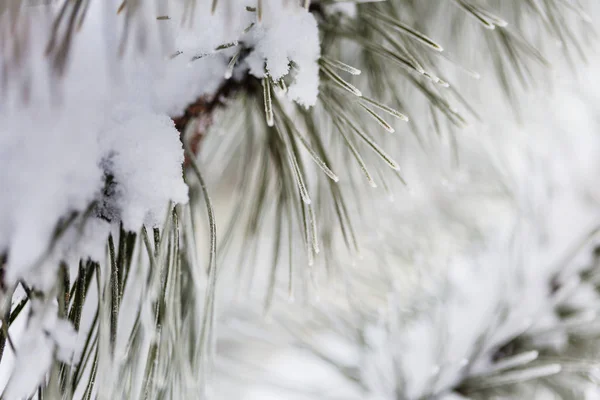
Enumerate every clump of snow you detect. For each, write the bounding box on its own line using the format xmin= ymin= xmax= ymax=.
xmin=99 ymin=108 xmax=188 ymax=231
xmin=244 ymin=0 xmax=321 ymax=107
xmin=2 ymin=300 xmax=78 ymax=399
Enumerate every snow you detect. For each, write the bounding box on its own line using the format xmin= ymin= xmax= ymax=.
xmin=244 ymin=0 xmax=321 ymax=107
xmin=2 ymin=300 xmax=78 ymax=399
xmin=98 ymin=108 xmax=188 ymax=230
xmin=0 ymin=0 xmax=322 ymax=288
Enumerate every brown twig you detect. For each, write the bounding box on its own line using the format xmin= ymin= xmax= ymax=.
xmin=172 ymin=71 xmax=258 ymax=164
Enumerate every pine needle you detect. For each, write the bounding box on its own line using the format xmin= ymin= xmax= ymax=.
xmin=452 ymin=0 xmax=508 ymax=30
xmin=359 ymin=103 xmax=396 ymax=133
xmin=366 ymin=9 xmax=444 ymax=51
xmin=321 ymin=57 xmax=362 ymax=76
xmin=332 ymin=116 xmax=378 ymax=188
xmin=225 ymin=49 xmax=242 ymax=79
xmin=319 ymin=60 xmax=363 ymax=97
xmin=183 ymin=145 xmax=218 ymax=392
xmin=359 ymin=96 xmax=409 ymax=121
xmin=274 ymin=121 xmax=312 ymax=204
xmin=274 ymin=105 xmax=339 ymax=182
xmin=262 ymin=78 xmax=274 ymax=127
xmin=332 ymin=100 xmax=401 ymax=171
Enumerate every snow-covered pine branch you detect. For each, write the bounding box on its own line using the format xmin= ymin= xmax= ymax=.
xmin=0 ymin=0 xmax=599 ymax=399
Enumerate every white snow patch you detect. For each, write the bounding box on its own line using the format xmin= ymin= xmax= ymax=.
xmin=2 ymin=301 xmax=77 ymax=399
